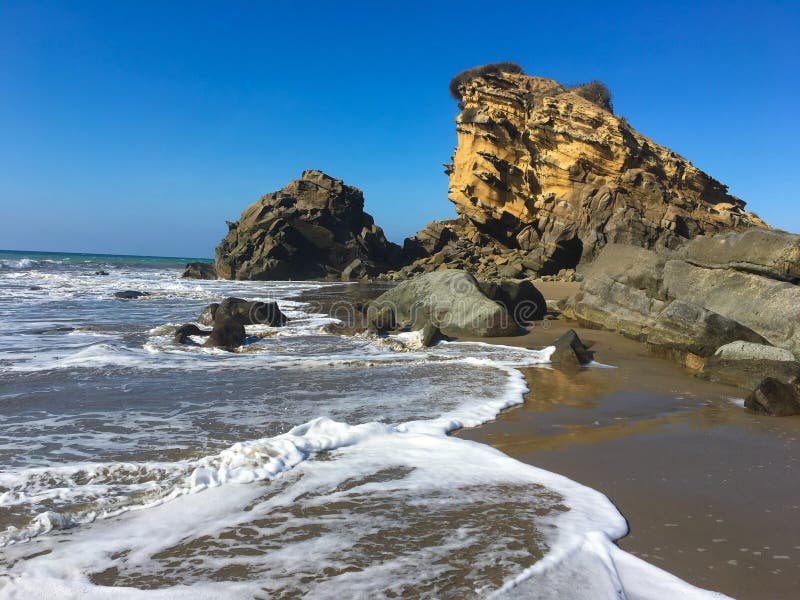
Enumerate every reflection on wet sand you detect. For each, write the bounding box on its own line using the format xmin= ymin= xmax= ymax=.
xmin=459 ymin=320 xmax=800 ymax=600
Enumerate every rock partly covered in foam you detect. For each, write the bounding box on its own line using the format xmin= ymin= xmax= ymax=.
xmin=214 ymin=170 xmax=401 ymax=280
xmin=173 ymin=297 xmax=288 ymax=350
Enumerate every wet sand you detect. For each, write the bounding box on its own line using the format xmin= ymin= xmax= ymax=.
xmin=307 ymin=280 xmax=800 ymax=597
xmin=457 ymin=313 xmax=800 ymax=599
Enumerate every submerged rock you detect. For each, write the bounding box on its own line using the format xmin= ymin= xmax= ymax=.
xmin=366 ymin=270 xmax=517 ymax=337
xmin=745 ymin=377 xmax=800 ymax=417
xmin=214 ymin=297 xmax=287 ymax=327
xmin=182 ymin=262 xmax=217 ymax=280
xmin=204 ymin=318 xmax=246 ymax=350
xmin=114 ymin=290 xmax=150 ymax=300
xmin=174 ymin=324 xmax=211 ymax=344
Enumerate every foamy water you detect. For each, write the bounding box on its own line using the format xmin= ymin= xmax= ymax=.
xmin=0 ymin=251 xmax=725 ymax=598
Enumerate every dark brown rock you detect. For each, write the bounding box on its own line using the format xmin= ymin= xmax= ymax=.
xmin=215 ymin=297 xmax=287 ymax=327
xmin=204 ymin=318 xmax=246 ymax=350
xmin=214 ymin=170 xmax=401 ymax=280
xmin=549 ymin=329 xmax=593 ymax=370
xmin=197 ymin=303 xmax=220 ymax=326
xmin=478 ymin=279 xmax=546 ymax=324
xmin=182 ymin=262 xmax=217 ymax=279
xmin=745 ymin=377 xmax=800 ymax=416
xmin=114 ymin=290 xmax=149 ymax=300
xmin=174 ymin=324 xmax=211 ymax=344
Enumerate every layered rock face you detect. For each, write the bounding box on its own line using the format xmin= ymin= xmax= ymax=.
xmin=563 ymin=229 xmax=800 ymax=398
xmin=443 ymin=69 xmax=767 ymax=273
xmin=214 ymin=170 xmax=400 ymax=280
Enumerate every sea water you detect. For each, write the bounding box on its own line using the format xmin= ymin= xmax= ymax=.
xmin=0 ymin=250 xmax=725 ymax=598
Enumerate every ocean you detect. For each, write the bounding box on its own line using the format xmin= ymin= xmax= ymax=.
xmin=0 ymin=250 xmax=721 ymax=598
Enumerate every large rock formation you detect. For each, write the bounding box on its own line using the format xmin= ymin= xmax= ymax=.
xmin=562 ymin=228 xmax=800 ymax=393
xmin=396 ymin=64 xmax=766 ymax=278
xmin=214 ymin=170 xmax=401 ymax=280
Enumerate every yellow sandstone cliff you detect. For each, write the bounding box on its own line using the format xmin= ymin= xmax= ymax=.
xmin=441 ymin=66 xmax=766 ymax=274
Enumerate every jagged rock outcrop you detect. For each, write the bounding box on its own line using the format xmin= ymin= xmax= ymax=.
xmin=214 ymin=170 xmax=401 ymax=280
xmin=562 ymin=229 xmax=800 ymax=395
xmin=439 ymin=65 xmax=766 ymax=275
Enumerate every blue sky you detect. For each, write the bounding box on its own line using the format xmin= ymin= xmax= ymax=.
xmin=1 ymin=1 xmax=798 ymax=257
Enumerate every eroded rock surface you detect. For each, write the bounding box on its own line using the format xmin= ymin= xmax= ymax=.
xmin=214 ymin=170 xmax=401 ymax=280
xmin=445 ymin=68 xmax=766 ymax=271
xmin=383 ymin=65 xmax=768 ymax=281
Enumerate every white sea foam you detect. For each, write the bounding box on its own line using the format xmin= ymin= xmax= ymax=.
xmin=0 ymin=258 xmax=728 ymax=598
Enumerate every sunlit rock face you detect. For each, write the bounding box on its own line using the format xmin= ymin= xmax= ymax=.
xmin=446 ymin=68 xmax=767 ymax=272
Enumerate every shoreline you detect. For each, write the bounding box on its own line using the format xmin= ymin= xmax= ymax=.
xmin=452 ymin=284 xmax=800 ymax=599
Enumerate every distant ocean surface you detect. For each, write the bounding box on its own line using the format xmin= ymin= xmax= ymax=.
xmin=0 ymin=250 xmax=720 ymax=598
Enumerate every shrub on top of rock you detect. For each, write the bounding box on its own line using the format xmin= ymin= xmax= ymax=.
xmin=568 ymin=80 xmax=613 ymax=112
xmin=449 ymin=62 xmax=525 ymax=101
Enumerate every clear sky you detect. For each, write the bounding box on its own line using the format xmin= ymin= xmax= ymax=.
xmin=1 ymin=1 xmax=798 ymax=258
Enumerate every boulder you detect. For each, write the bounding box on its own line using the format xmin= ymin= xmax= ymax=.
xmin=646 ymin=300 xmax=767 ymax=361
xmin=549 ymin=329 xmax=593 ymax=370
xmin=215 ymin=297 xmax=288 ymax=327
xmin=367 ymin=270 xmax=517 ymax=337
xmin=571 ymin=239 xmax=800 ymax=356
xmin=662 ymin=260 xmax=800 ymax=356
xmin=114 ymin=290 xmax=149 ymax=300
xmin=214 ymin=170 xmax=401 ymax=280
xmin=174 ymin=324 xmax=211 ymax=344
xmin=701 ymin=342 xmax=800 ymax=390
xmin=204 ymin=318 xmax=246 ymax=350
xmin=745 ymin=377 xmax=800 ymax=416
xmin=182 ymin=262 xmax=217 ymax=280
xmin=478 ymin=279 xmax=546 ymax=324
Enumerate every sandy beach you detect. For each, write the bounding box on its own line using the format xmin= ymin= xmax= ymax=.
xmin=454 ymin=283 xmax=800 ymax=599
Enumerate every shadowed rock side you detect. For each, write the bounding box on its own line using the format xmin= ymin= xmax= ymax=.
xmin=388 ymin=66 xmax=767 ymax=280
xmin=214 ymin=170 xmax=401 ymax=280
